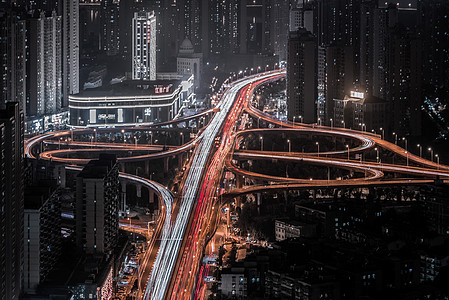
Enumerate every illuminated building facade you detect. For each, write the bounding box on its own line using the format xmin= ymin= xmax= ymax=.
xmin=27 ymin=11 xmax=63 ymax=116
xmin=69 ymin=75 xmax=193 ymax=127
xmin=132 ymin=11 xmax=156 ymax=80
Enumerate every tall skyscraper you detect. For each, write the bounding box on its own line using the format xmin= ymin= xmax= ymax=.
xmin=27 ymin=11 xmax=63 ymax=116
xmin=23 ymin=182 xmax=62 ymax=293
xmin=62 ymin=0 xmax=79 ymax=106
xmin=0 ymin=7 xmax=27 ymax=113
xmin=287 ymin=28 xmax=317 ymax=123
xmin=132 ymin=11 xmax=156 ymax=80
xmin=76 ymin=154 xmax=119 ymax=256
xmin=102 ymin=0 xmax=120 ymax=56
xmin=0 ymin=102 xmax=24 ymax=300
xmin=271 ymin=0 xmax=291 ymax=61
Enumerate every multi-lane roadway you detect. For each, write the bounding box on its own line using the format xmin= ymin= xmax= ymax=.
xmin=24 ymin=68 xmax=448 ymax=300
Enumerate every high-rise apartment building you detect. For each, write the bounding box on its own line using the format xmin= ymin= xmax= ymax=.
xmin=62 ymin=0 xmax=79 ymax=106
xmin=287 ymin=29 xmax=317 ymax=123
xmin=102 ymin=0 xmax=120 ymax=56
xmin=271 ymin=0 xmax=291 ymax=61
xmin=132 ymin=11 xmax=156 ymax=80
xmin=0 ymin=7 xmax=27 ymax=113
xmin=0 ymin=102 xmax=24 ymax=300
xmin=23 ymin=182 xmax=62 ymax=293
xmin=76 ymin=154 xmax=119 ymax=256
xmin=27 ymin=11 xmax=63 ymax=116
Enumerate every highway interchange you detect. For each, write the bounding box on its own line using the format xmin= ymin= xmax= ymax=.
xmin=24 ymin=69 xmax=448 ymax=300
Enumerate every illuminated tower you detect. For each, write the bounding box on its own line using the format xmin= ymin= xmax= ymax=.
xmin=132 ymin=11 xmax=156 ymax=80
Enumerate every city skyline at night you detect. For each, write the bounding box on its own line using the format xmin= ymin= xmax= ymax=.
xmin=1 ymin=1 xmax=449 ymax=299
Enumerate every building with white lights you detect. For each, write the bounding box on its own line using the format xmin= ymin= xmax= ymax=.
xmin=334 ymin=91 xmax=388 ymax=132
xmin=62 ymin=0 xmax=79 ymax=106
xmin=76 ymin=154 xmax=119 ymax=256
xmin=177 ymin=38 xmax=202 ymax=90
xmin=27 ymin=11 xmax=63 ymax=116
xmin=69 ymin=75 xmax=193 ymax=127
xmin=132 ymin=11 xmax=156 ymax=80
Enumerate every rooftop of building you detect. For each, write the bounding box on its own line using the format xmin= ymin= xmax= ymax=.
xmin=73 ymin=79 xmax=184 ymax=98
xmin=77 ymin=154 xmax=117 ymax=179
xmin=24 ymin=179 xmax=59 ymax=210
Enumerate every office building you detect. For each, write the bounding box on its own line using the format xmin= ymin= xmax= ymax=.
xmin=62 ymin=0 xmax=79 ymax=106
xmin=287 ymin=28 xmax=316 ymax=123
xmin=24 ymin=182 xmax=62 ymax=293
xmin=76 ymin=154 xmax=119 ymax=256
xmin=177 ymin=38 xmax=203 ymax=90
xmin=333 ymin=92 xmax=387 ymax=132
xmin=132 ymin=11 xmax=156 ymax=80
xmin=0 ymin=102 xmax=24 ymax=300
xmin=27 ymin=11 xmax=63 ymax=116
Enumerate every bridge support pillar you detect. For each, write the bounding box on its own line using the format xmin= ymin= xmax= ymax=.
xmin=149 ymin=190 xmax=154 ymax=204
xmin=257 ymin=192 xmax=262 ymax=215
xmin=164 ymin=157 xmax=169 ymax=173
xmin=145 ymin=160 xmax=150 ymax=177
xmin=121 ymin=182 xmax=127 ymax=213
xmin=236 ymin=175 xmax=243 ymax=207
xmin=136 ymin=184 xmax=142 ymax=198
xmin=178 ymin=152 xmax=184 ymax=169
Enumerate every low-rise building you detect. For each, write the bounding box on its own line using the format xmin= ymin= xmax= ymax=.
xmin=69 ymin=75 xmax=193 ymax=127
xmin=275 ymin=219 xmax=316 ymax=241
xmin=219 ymin=267 xmax=247 ymax=299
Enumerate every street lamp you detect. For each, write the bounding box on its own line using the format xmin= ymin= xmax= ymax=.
xmin=136 ymin=115 xmax=139 ymax=124
xmin=260 ymin=136 xmax=263 ymax=151
xmin=393 ymin=132 xmax=397 ymax=145
xmin=180 ymin=132 xmax=184 ymax=145
xmin=316 ymin=141 xmax=319 ymax=157
xmin=417 ymin=144 xmax=422 ymax=158
xmin=330 ymin=118 xmax=333 ymax=128
xmin=346 ymin=145 xmax=350 ymax=160
xmin=287 ymin=139 xmax=291 ymax=153
xmin=299 ymin=115 xmax=303 ymax=123
xmin=293 ymin=116 xmax=296 ymax=127
xmin=342 ymin=120 xmax=345 ymax=128
xmin=121 ymin=129 xmax=125 ymax=144
xmin=318 ymin=118 xmax=321 ymax=126
xmin=380 ymin=127 xmax=384 ymax=140
xmin=375 ymin=147 xmax=379 ymax=163
xmin=402 ymin=137 xmax=408 ymax=152
xmin=428 ymin=147 xmax=433 ymax=162
xmin=436 ymin=154 xmax=440 ymax=169
xmin=93 ymin=128 xmax=97 ymax=143
xmin=405 ymin=151 xmax=409 ymax=166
